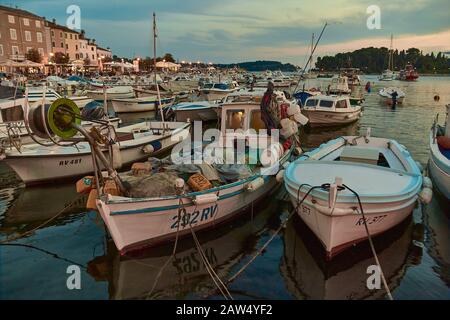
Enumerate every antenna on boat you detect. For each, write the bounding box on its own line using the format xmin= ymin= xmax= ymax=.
xmin=153 ymin=12 xmax=165 ymax=124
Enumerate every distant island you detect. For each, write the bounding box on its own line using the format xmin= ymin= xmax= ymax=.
xmin=315 ymin=47 xmax=450 ymax=74
xmin=216 ymin=60 xmax=298 ymax=72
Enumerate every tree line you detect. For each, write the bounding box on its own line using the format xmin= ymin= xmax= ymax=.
xmin=315 ymin=47 xmax=450 ymax=74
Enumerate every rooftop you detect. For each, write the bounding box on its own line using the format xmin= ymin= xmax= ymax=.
xmin=0 ymin=4 xmax=44 ymax=20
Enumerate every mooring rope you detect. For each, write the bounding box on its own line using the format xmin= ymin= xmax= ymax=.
xmin=343 ymin=183 xmax=394 ymax=300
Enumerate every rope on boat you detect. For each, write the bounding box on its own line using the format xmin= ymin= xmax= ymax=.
xmin=0 ymin=195 xmax=85 ymax=244
xmin=145 ymin=197 xmax=184 ymax=299
xmin=224 ymin=184 xmax=321 ymax=286
xmin=343 ymin=183 xmax=394 ymax=300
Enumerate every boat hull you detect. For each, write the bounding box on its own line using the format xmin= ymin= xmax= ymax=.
xmin=428 ymin=131 xmax=450 ymax=199
xmin=302 ymin=109 xmax=361 ymax=126
xmin=174 ymin=108 xmax=218 ymax=122
xmin=112 ymin=98 xmax=173 ymax=113
xmin=286 ymin=190 xmax=416 ymax=259
xmin=98 ymin=176 xmax=279 ymax=254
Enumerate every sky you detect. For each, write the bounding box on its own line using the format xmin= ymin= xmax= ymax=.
xmin=2 ymin=0 xmax=449 ymax=66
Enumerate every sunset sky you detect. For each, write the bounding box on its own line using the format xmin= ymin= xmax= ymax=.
xmin=3 ymin=0 xmax=449 ymax=65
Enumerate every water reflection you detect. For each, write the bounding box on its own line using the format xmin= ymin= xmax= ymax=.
xmin=0 ymin=184 xmax=87 ymax=238
xmin=280 ymin=211 xmax=424 ymax=299
xmin=300 ymin=121 xmax=360 ymax=149
xmin=87 ymin=196 xmax=281 ymax=299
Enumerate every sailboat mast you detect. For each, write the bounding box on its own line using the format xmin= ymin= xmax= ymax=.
xmin=153 ymin=12 xmax=165 ymax=122
xmin=310 ymin=33 xmax=314 ymax=72
xmin=389 ymin=34 xmax=393 ymax=70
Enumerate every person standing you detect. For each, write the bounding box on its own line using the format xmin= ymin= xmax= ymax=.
xmin=260 ymin=82 xmax=276 ymax=135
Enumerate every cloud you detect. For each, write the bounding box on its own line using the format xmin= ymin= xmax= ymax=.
xmin=5 ymin=0 xmax=450 ymax=63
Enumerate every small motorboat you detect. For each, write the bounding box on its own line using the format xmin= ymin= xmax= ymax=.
xmin=328 ymin=76 xmax=351 ymax=95
xmin=170 ymin=101 xmax=218 ymax=122
xmin=428 ymin=104 xmax=450 ymax=199
xmin=27 ymin=87 xmax=93 ymax=109
xmin=378 ymin=87 xmax=405 ymax=105
xmin=301 ymin=95 xmax=362 ymax=127
xmin=398 ymin=64 xmax=419 ymax=81
xmin=86 ymin=86 xmax=135 ymax=101
xmin=284 ymin=130 xmax=432 ymax=259
xmin=199 ymin=83 xmax=238 ymax=102
xmin=111 ymin=96 xmax=174 ymax=113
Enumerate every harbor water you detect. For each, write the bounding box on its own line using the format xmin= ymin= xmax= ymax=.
xmin=0 ymin=76 xmax=449 ymax=299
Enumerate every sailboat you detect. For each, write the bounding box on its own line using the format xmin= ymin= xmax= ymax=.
xmin=379 ymin=35 xmax=396 ymax=81
xmin=303 ymin=33 xmax=317 ymax=79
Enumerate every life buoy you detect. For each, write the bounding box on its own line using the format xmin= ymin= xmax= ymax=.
xmin=437 ymin=135 xmax=450 ymax=149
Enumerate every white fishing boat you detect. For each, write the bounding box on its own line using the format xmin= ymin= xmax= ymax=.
xmin=328 ymin=76 xmax=351 ymax=95
xmin=199 ymin=83 xmax=237 ymax=102
xmin=301 ymin=95 xmax=362 ymax=126
xmin=428 ymin=104 xmax=450 ymax=199
xmin=379 ymin=87 xmax=405 ymax=105
xmin=379 ymin=35 xmax=396 ymax=81
xmin=284 ymin=131 xmax=432 ymax=259
xmin=170 ymin=101 xmax=218 ymax=122
xmin=86 ymin=86 xmax=135 ymax=101
xmin=1 ymin=120 xmax=190 ymax=185
xmin=95 ymin=91 xmax=304 ymax=255
xmin=27 ymin=87 xmax=93 ymax=109
xmin=111 ymin=96 xmax=174 ymax=113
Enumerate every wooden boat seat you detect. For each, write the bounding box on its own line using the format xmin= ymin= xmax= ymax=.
xmin=340 ymin=147 xmax=379 ymax=165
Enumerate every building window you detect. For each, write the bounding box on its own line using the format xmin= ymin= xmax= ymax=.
xmin=12 ymin=46 xmax=19 ymax=55
xmin=91 ymin=47 xmax=94 ymax=51
xmin=75 ymin=35 xmax=78 ymax=40
xmin=66 ymin=44 xmax=69 ymax=49
xmin=26 ymin=47 xmax=32 ymax=53
xmin=23 ymin=18 xmax=29 ymax=26
xmin=80 ymin=53 xmax=83 ymax=58
xmin=61 ymin=42 xmax=64 ymax=48
xmin=35 ymin=20 xmax=41 ymax=28
xmin=51 ymin=30 xmax=54 ymax=37
xmin=25 ymin=31 xmax=31 ymax=42
xmin=8 ymin=15 xmax=15 ymax=23
xmin=37 ymin=32 xmax=43 ymax=43
xmin=0 ymin=45 xmax=3 ymax=56
xmin=65 ymin=33 xmax=67 ymax=39
xmin=52 ymin=42 xmax=55 ymax=47
xmin=38 ymin=48 xmax=44 ymax=56
xmin=10 ymin=29 xmax=17 ymax=40
xmin=60 ymin=32 xmax=63 ymax=38
xmin=92 ymin=54 xmax=94 ymax=60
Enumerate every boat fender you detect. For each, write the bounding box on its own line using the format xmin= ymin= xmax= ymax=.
xmin=174 ymin=178 xmax=185 ymax=189
xmin=142 ymin=140 xmax=163 ymax=155
xmin=76 ymin=176 xmax=95 ymax=194
xmin=276 ymin=170 xmax=285 ymax=183
xmin=437 ymin=135 xmax=450 ymax=149
xmin=418 ymin=187 xmax=433 ymax=204
xmin=112 ymin=143 xmax=122 ymax=169
xmin=86 ymin=189 xmax=99 ymax=210
xmin=292 ymin=112 xmax=309 ymax=125
xmin=287 ymin=103 xmax=301 ymax=116
xmin=294 ymin=147 xmax=303 ymax=156
xmin=193 ymin=193 xmax=218 ymax=205
xmin=246 ymin=177 xmax=265 ymax=192
xmin=260 ymin=143 xmax=283 ymax=167
xmin=422 ymin=176 xmax=432 ymax=189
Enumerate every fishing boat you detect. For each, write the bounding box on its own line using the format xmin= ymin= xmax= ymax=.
xmin=170 ymin=101 xmax=218 ymax=122
xmin=328 ymin=76 xmax=351 ymax=95
xmin=111 ymin=96 xmax=175 ymax=113
xmin=428 ymin=104 xmax=450 ymax=199
xmin=86 ymin=86 xmax=135 ymax=101
xmin=199 ymin=83 xmax=237 ymax=102
xmin=398 ymin=64 xmax=419 ymax=81
xmin=284 ymin=131 xmax=432 ymax=259
xmin=94 ymin=89 xmax=303 ymax=255
xmin=379 ymin=87 xmax=405 ymax=105
xmin=27 ymin=87 xmax=93 ymax=109
xmin=1 ymin=120 xmax=190 ymax=185
xmin=301 ymin=95 xmax=362 ymax=126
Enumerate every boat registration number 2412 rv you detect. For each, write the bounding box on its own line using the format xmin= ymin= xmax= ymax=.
xmin=355 ymin=214 xmax=387 ymax=226
xmin=170 ymin=204 xmax=218 ymax=229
